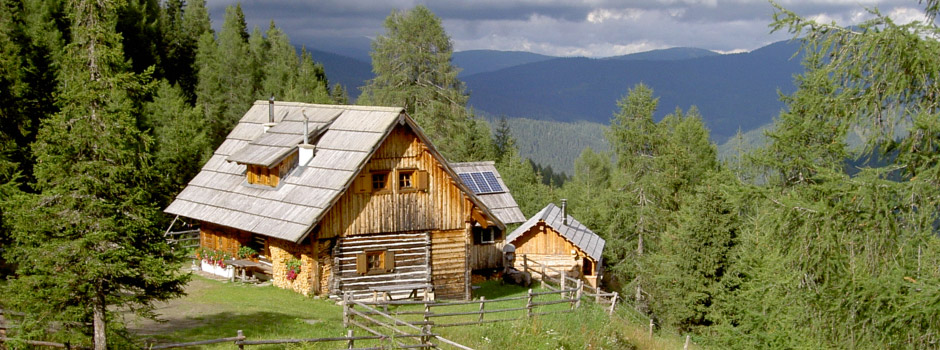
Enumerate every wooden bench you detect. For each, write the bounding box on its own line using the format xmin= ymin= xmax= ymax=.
xmin=369 ymin=283 xmax=432 ymax=302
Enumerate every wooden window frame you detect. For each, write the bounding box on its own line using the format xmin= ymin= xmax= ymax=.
xmin=472 ymin=226 xmax=501 ymax=245
xmin=355 ymin=249 xmax=396 ymax=275
xmin=371 ymin=171 xmax=391 ymax=194
xmin=398 ymin=169 xmax=416 ymax=193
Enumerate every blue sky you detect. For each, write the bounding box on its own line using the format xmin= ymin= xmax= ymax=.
xmin=208 ymin=0 xmax=933 ymax=58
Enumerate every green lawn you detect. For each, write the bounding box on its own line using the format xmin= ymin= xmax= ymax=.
xmin=129 ymin=275 xmax=699 ymax=349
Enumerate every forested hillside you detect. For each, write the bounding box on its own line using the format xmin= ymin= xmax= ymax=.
xmin=2 ymin=1 xmax=939 ymax=349
xmin=490 ymin=117 xmax=608 ymax=176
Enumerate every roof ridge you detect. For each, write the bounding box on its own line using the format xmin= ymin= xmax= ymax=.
xmin=251 ymin=100 xmax=404 ymax=113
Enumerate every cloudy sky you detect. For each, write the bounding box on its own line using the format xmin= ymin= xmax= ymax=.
xmin=207 ymin=0 xmax=932 ymax=58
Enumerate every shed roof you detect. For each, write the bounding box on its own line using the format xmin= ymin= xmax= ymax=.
xmin=449 ymin=161 xmax=526 ymax=224
xmin=166 ymin=101 xmax=504 ymax=243
xmin=506 ymin=203 xmax=605 ymax=262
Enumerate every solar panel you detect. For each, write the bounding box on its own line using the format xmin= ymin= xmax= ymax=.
xmin=458 ymin=173 xmax=480 ymax=193
xmin=481 ymin=172 xmax=502 ymax=193
xmin=470 ymin=172 xmax=492 ymax=193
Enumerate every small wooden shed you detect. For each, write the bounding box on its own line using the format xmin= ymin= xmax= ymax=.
xmin=506 ymin=201 xmax=605 ymax=288
xmin=166 ymin=101 xmax=508 ymax=300
xmin=450 ymin=161 xmax=526 ymax=271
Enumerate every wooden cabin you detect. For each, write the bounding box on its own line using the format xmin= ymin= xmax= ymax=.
xmin=506 ymin=201 xmax=605 ymax=288
xmin=450 ymin=162 xmax=526 ymax=271
xmin=165 ymin=101 xmax=512 ymax=300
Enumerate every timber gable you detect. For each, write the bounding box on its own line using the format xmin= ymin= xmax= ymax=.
xmin=166 ymin=101 xmax=514 ymax=300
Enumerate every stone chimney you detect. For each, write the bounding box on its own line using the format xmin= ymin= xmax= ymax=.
xmin=561 ymin=199 xmax=568 ymax=226
xmin=263 ymin=96 xmax=276 ymax=133
xmin=298 ymin=109 xmax=315 ymax=166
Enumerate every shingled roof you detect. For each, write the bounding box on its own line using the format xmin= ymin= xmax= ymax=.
xmin=506 ymin=203 xmax=605 ymax=262
xmin=449 ymin=161 xmax=526 ymax=225
xmin=165 ymin=101 xmax=503 ymax=243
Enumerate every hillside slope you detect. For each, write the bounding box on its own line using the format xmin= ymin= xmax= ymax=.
xmin=466 ymin=40 xmax=803 ymax=143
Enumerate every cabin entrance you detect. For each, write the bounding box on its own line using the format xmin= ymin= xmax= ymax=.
xmin=582 ymin=257 xmax=593 ymax=276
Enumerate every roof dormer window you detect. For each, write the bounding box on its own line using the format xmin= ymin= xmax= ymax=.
xmin=246 ymin=152 xmax=298 ymax=188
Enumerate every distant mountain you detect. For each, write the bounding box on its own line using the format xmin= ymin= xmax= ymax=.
xmin=607 ymin=47 xmax=720 ymax=61
xmin=307 ymin=49 xmax=372 ymax=100
xmin=453 ymin=50 xmax=556 ymax=77
xmin=464 ymin=40 xmax=804 ymax=143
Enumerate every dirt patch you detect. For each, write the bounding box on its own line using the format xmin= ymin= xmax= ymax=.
xmin=123 ymin=270 xmax=225 ymax=336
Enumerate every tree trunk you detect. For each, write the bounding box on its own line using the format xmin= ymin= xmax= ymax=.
xmin=635 ymin=232 xmax=644 ymax=310
xmin=93 ymin=292 xmax=107 ymax=350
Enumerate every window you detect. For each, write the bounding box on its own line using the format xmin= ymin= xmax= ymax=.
xmin=472 ymin=226 xmax=501 ymax=245
xmin=399 ymin=170 xmax=414 ymax=191
xmin=371 ymin=172 xmax=389 ymax=192
xmin=356 ymin=250 xmax=396 ymax=275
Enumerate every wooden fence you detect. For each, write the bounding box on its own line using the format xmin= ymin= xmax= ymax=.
xmin=519 ymin=254 xmax=619 ymax=315
xmin=344 ymin=292 xmax=471 ymax=349
xmin=164 ymin=229 xmax=199 ymax=251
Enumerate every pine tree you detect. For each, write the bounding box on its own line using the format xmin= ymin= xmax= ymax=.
xmin=2 ymin=1 xmax=188 ymax=347
xmin=159 ymin=0 xmax=209 ymax=101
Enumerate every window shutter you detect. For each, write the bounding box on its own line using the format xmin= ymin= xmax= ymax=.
xmin=354 ymin=174 xmax=369 ymax=194
xmin=356 ymin=253 xmax=367 ymax=275
xmin=415 ymin=170 xmax=429 ymax=191
xmin=385 ymin=250 xmax=395 ymax=272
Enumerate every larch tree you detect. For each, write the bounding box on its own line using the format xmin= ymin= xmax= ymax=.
xmin=703 ymin=2 xmax=940 ymax=348
xmin=360 ymin=5 xmax=491 ymax=161
xmin=2 ymin=0 xmax=188 ymax=348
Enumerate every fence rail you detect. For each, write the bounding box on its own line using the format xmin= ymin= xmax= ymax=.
xmin=519 ymin=255 xmax=619 ymax=315
xmin=164 ymin=229 xmax=199 ymax=250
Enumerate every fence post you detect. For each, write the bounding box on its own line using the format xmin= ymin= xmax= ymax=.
xmin=540 ymin=266 xmax=546 ymax=289
xmin=684 ymin=334 xmax=690 ymax=350
xmin=424 ymin=303 xmax=432 ymax=340
xmin=573 ymin=281 xmax=582 ymax=309
xmin=609 ymin=291 xmax=618 ymax=316
xmin=648 ymin=318 xmax=654 ymax=340
xmin=422 ymin=325 xmax=432 ymax=346
xmin=522 ymin=254 xmax=528 ymax=274
xmin=479 ymin=296 xmax=486 ymax=322
xmin=526 ymin=289 xmax=533 ymax=318
xmin=237 ymin=330 xmax=244 ymax=350
xmin=343 ymin=292 xmax=350 ymax=327
xmin=347 ymin=329 xmax=354 ymax=349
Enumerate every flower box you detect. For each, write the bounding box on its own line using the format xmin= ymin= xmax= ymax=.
xmin=201 ymin=260 xmax=234 ymax=279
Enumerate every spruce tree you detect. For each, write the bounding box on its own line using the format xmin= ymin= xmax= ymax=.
xmin=2 ymin=1 xmax=187 ymax=348
xmin=195 ymin=3 xmax=253 ymax=149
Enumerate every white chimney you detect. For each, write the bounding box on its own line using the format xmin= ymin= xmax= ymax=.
xmin=561 ymin=199 xmax=568 ymax=226
xmin=298 ymin=109 xmax=315 ymax=166
xmin=263 ymin=97 xmax=276 ymax=133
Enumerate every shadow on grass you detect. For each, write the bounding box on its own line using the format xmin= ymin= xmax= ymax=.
xmin=138 ymin=310 xmax=346 ymax=349
xmin=472 ymin=280 xmax=532 ymax=300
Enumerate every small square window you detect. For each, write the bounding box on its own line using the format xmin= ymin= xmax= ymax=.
xmin=399 ymin=171 xmax=414 ymax=190
xmin=372 ymin=172 xmax=388 ymax=191
xmin=367 ymin=251 xmax=384 ymax=271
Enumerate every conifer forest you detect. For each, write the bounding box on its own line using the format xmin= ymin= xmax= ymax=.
xmin=1 ymin=0 xmax=940 ymax=349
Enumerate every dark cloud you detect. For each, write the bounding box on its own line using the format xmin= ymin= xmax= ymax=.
xmin=207 ymin=0 xmax=929 ymax=58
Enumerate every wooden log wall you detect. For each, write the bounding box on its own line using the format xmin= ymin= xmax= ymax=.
xmin=199 ymin=222 xmax=251 ymax=257
xmin=431 ymin=229 xmax=469 ymax=300
xmin=511 ymin=222 xmax=596 ymax=280
xmin=332 ymin=232 xmax=430 ymax=300
xmin=469 ymin=241 xmax=504 ymax=270
xmin=270 ymin=237 xmax=317 ymax=296
xmin=318 ymin=125 xmax=474 ymax=238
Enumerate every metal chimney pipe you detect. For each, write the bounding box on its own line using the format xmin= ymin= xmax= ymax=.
xmin=561 ymin=199 xmax=568 ymax=226
xmin=302 ymin=110 xmax=309 ymax=145
xmin=268 ymin=96 xmax=275 ymax=123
